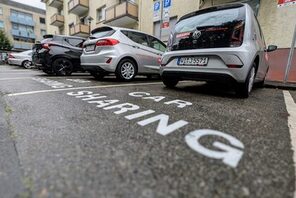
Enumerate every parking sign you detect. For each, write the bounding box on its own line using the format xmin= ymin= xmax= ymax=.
xmin=153 ymin=1 xmax=161 ymax=22
xmin=164 ymin=0 xmax=171 ymax=8
xmin=154 ymin=1 xmax=160 ymax=11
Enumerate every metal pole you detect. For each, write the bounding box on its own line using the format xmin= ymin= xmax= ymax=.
xmin=159 ymin=0 xmax=163 ymax=41
xmin=284 ymin=24 xmax=296 ymax=83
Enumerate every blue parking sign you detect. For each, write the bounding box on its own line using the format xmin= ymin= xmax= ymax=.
xmin=154 ymin=1 xmax=160 ymax=11
xmin=164 ymin=0 xmax=171 ymax=8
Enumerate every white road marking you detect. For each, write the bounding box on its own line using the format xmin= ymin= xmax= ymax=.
xmin=0 ymin=77 xmax=33 ymax=81
xmin=283 ymin=91 xmax=296 ymax=198
xmin=0 ymin=73 xmax=39 ymax=75
xmin=7 ymin=82 xmax=163 ymax=97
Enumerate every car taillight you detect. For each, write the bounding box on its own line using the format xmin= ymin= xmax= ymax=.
xmin=230 ymin=23 xmax=244 ymax=47
xmin=42 ymin=43 xmax=51 ymax=50
xmin=96 ymin=39 xmax=120 ymax=46
xmin=157 ymin=57 xmax=162 ymax=65
xmin=8 ymin=54 xmax=14 ymax=58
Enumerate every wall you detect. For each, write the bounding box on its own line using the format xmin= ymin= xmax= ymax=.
xmin=138 ymin=0 xmax=200 ymax=35
xmin=258 ymin=0 xmax=296 ymax=48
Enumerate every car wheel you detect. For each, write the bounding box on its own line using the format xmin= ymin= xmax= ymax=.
xmin=162 ymin=78 xmax=179 ymax=88
xmin=90 ymin=72 xmax=105 ymax=80
xmin=53 ymin=58 xmax=73 ymax=76
xmin=116 ymin=59 xmax=137 ymax=81
xmin=236 ymin=63 xmax=256 ymax=98
xmin=22 ymin=60 xmax=32 ymax=69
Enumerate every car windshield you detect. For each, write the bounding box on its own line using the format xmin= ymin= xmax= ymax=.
xmin=170 ymin=6 xmax=245 ymax=50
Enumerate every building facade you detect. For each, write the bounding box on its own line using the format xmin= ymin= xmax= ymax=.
xmin=0 ymin=0 xmax=46 ymax=51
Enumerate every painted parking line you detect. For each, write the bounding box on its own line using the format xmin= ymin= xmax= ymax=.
xmin=0 ymin=77 xmax=34 ymax=81
xmin=283 ymin=91 xmax=296 ymax=198
xmin=7 ymin=82 xmax=164 ymax=97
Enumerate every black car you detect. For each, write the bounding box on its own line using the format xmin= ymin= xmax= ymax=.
xmin=32 ymin=35 xmax=86 ymax=75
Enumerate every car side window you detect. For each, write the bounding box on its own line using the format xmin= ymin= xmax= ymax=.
xmin=66 ymin=38 xmax=84 ymax=48
xmin=148 ymin=36 xmax=166 ymax=52
xmin=124 ymin=31 xmax=149 ymax=47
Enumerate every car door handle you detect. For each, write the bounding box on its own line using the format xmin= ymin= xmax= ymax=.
xmin=132 ymin=46 xmax=140 ymax=49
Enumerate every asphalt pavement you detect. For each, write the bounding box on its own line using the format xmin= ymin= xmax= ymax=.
xmin=0 ymin=65 xmax=295 ymax=198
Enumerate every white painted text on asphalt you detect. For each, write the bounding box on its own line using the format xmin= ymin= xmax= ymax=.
xmin=32 ymin=77 xmax=73 ymax=89
xmin=67 ymin=91 xmax=244 ymax=168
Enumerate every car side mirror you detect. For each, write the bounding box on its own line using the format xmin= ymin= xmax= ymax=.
xmin=266 ymin=45 xmax=277 ymax=52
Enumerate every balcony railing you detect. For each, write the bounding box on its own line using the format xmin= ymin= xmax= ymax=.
xmin=105 ymin=1 xmax=138 ymax=27
xmin=68 ymin=0 xmax=89 ymax=16
xmin=50 ymin=14 xmax=64 ymax=27
xmin=69 ymin=24 xmax=90 ymax=38
xmin=10 ymin=15 xmax=35 ymax=26
xmin=11 ymin=30 xmax=36 ymax=39
xmin=49 ymin=0 xmax=63 ymax=9
xmin=13 ymin=42 xmax=33 ymax=50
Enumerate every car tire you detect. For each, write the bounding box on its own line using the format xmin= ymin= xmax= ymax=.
xmin=22 ymin=60 xmax=32 ymax=69
xmin=162 ymin=78 xmax=179 ymax=88
xmin=236 ymin=63 xmax=257 ymax=98
xmin=53 ymin=58 xmax=73 ymax=76
xmin=90 ymin=72 xmax=105 ymax=80
xmin=116 ymin=58 xmax=137 ymax=81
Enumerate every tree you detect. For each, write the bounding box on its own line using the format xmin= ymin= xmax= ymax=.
xmin=0 ymin=30 xmax=12 ymax=50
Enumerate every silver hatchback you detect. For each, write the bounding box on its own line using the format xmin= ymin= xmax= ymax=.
xmin=160 ymin=3 xmax=277 ymax=98
xmin=81 ymin=26 xmax=166 ymax=81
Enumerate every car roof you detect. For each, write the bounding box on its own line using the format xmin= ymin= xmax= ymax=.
xmin=179 ymin=3 xmax=247 ymax=22
xmin=91 ymin=26 xmax=164 ymax=42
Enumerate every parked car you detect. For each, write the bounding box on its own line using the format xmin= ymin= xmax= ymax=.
xmin=8 ymin=50 xmax=33 ymax=69
xmin=32 ymin=35 xmax=86 ymax=75
xmin=81 ymin=26 xmax=166 ymax=81
xmin=160 ymin=3 xmax=277 ymax=98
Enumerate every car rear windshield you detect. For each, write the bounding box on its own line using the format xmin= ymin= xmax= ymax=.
xmin=90 ymin=27 xmax=115 ymax=39
xmin=169 ymin=5 xmax=246 ymax=51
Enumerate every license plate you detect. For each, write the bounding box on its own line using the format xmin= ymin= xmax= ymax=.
xmin=85 ymin=44 xmax=95 ymax=52
xmin=177 ymin=57 xmax=208 ymax=66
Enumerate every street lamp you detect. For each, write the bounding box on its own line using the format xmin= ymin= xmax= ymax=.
xmin=86 ymin=16 xmax=94 ymax=34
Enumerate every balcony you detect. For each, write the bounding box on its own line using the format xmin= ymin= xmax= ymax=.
xmin=49 ymin=0 xmax=63 ymax=9
xmin=70 ymin=24 xmax=90 ymax=37
xmin=10 ymin=15 xmax=35 ymax=26
xmin=68 ymin=0 xmax=89 ymax=16
xmin=11 ymin=30 xmax=36 ymax=39
xmin=105 ymin=1 xmax=138 ymax=27
xmin=50 ymin=14 xmax=64 ymax=27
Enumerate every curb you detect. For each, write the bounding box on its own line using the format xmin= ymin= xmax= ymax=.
xmin=264 ymin=81 xmax=296 ymax=90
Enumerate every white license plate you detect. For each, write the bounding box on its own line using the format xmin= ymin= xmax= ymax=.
xmin=85 ymin=45 xmax=95 ymax=52
xmin=177 ymin=57 xmax=208 ymax=66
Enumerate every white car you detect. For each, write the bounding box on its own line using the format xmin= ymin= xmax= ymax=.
xmin=8 ymin=50 xmax=33 ymax=69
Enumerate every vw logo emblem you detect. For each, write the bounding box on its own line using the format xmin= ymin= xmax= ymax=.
xmin=192 ymin=30 xmax=202 ymax=40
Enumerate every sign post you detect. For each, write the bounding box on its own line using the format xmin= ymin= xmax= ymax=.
xmin=156 ymin=0 xmax=171 ymax=41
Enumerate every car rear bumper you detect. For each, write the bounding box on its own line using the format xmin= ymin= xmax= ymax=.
xmin=161 ymin=70 xmax=237 ymax=83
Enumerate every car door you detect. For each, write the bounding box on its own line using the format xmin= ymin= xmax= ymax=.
xmin=123 ymin=31 xmax=161 ymax=73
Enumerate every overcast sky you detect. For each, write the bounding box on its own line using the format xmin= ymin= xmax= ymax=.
xmin=11 ymin=0 xmax=45 ymax=10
